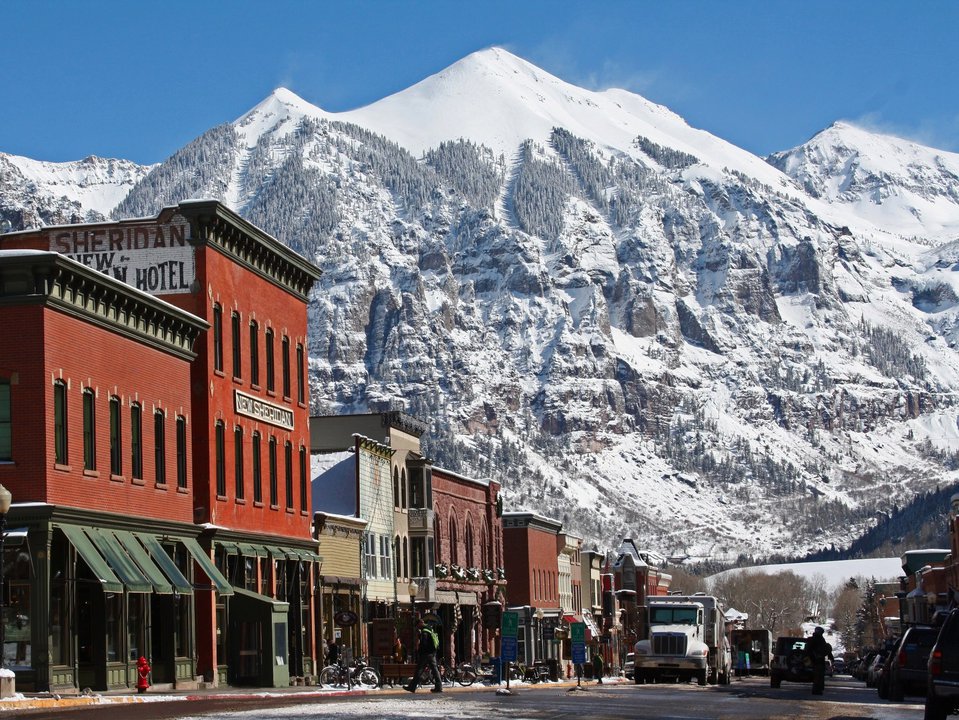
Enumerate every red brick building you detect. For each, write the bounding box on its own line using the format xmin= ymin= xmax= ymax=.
xmin=430 ymin=466 xmax=504 ymax=665
xmin=0 ymin=249 xmax=208 ymax=692
xmin=0 ymin=201 xmax=322 ymax=691
xmin=501 ymin=511 xmax=563 ymax=665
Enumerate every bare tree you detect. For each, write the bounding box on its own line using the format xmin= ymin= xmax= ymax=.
xmin=710 ymin=570 xmax=812 ymax=636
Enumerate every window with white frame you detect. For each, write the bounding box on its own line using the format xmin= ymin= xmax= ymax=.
xmin=379 ymin=535 xmax=391 ymax=578
xmin=365 ymin=534 xmax=378 ymax=579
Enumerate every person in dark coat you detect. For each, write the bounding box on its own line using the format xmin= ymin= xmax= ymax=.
xmin=592 ymin=651 xmax=604 ymax=684
xmin=326 ymin=639 xmax=340 ymax=666
xmin=404 ymin=619 xmax=442 ymax=693
xmin=807 ymin=626 xmax=833 ymax=695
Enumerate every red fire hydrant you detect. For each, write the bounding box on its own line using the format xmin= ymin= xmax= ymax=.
xmin=136 ymin=656 xmax=151 ymax=693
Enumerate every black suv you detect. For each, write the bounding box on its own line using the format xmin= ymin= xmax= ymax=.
xmin=927 ymin=610 xmax=959 ymax=719
xmin=883 ymin=625 xmax=938 ymax=700
xmin=770 ymin=637 xmax=812 ymax=688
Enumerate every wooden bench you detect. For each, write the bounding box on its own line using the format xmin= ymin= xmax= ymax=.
xmin=379 ymin=662 xmax=418 ymax=687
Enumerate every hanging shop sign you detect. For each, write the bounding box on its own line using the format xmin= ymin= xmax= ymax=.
xmin=334 ymin=610 xmax=358 ymax=627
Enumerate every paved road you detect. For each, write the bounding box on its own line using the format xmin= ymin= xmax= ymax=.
xmin=4 ymin=675 xmax=924 ymax=719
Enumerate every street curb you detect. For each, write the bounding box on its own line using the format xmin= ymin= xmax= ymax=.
xmin=0 ymin=677 xmax=626 ymax=710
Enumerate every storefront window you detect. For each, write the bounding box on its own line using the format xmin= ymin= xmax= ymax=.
xmin=105 ymin=593 xmax=122 ymax=662
xmin=6 ymin=546 xmax=31 ymax=669
xmin=128 ymin=594 xmax=145 ymax=661
xmin=276 ymin=559 xmax=287 ymax=602
xmin=244 ymin=557 xmax=256 ymax=592
xmin=299 ymin=569 xmax=311 ymax=657
xmin=50 ymin=566 xmax=66 ymax=665
xmin=260 ymin=557 xmax=272 ymax=597
xmin=173 ymin=544 xmax=191 ymax=658
xmin=215 ymin=601 xmax=226 ymax=666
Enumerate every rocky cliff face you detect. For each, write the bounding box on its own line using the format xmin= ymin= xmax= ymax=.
xmin=3 ymin=50 xmax=959 ymax=561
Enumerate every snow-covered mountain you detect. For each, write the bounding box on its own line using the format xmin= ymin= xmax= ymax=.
xmin=4 ymin=48 xmax=959 ymax=562
xmin=0 ymin=153 xmax=153 ymax=227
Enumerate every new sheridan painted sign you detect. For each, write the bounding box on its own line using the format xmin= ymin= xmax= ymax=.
xmin=48 ymin=217 xmax=195 ymax=295
xmin=234 ymin=390 xmax=294 ymax=430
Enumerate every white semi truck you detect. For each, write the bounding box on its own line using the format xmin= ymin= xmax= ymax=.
xmin=633 ymin=594 xmax=732 ymax=686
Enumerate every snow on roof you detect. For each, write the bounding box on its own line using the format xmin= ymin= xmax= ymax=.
xmin=311 ymin=450 xmax=357 ymax=517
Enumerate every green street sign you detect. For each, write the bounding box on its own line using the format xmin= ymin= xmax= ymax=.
xmin=571 ymin=621 xmax=586 ymax=644
xmin=502 ymin=610 xmax=519 ymax=638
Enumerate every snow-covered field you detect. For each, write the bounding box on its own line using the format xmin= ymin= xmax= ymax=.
xmin=707 ymin=557 xmax=904 ymax=591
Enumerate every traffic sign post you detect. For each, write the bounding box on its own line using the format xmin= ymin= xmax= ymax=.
xmin=501 ymin=611 xmax=519 ymax=693
xmin=571 ymin=622 xmax=587 ymax=690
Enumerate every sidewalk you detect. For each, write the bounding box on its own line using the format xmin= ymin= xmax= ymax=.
xmin=0 ymin=675 xmax=626 ymax=712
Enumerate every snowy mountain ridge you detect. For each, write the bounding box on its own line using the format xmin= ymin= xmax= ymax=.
xmin=3 ymin=47 xmax=959 ymax=562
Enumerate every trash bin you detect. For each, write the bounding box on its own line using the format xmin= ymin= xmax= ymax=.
xmin=547 ymin=658 xmax=559 ymax=682
xmin=490 ymin=657 xmax=502 ymax=684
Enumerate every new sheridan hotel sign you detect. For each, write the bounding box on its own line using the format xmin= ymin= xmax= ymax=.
xmin=234 ymin=390 xmax=294 ymax=430
xmin=47 ymin=216 xmax=196 ymax=295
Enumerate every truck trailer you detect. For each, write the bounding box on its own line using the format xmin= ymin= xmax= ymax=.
xmin=730 ymin=628 xmax=773 ymax=676
xmin=633 ymin=594 xmax=732 ymax=685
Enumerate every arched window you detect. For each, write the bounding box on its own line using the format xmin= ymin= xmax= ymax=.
xmin=130 ymin=403 xmax=143 ymax=479
xmin=53 ymin=380 xmax=68 ymax=465
xmin=212 ymin=303 xmax=223 ymax=372
xmin=449 ymin=514 xmax=458 ymax=566
xmin=234 ymin=426 xmax=244 ymax=500
xmin=480 ymin=524 xmax=488 ymax=568
xmin=393 ymin=466 xmax=399 ymax=508
xmin=433 ymin=510 xmax=441 ymax=554
xmin=109 ymin=395 xmax=122 ymax=475
xmin=154 ymin=409 xmax=165 ymax=484
xmin=214 ymin=420 xmax=226 ymax=496
xmin=465 ymin=517 xmax=475 ymax=568
xmin=400 ymin=468 xmax=407 ymax=509
xmin=82 ymin=388 xmax=96 ymax=471
xmin=403 ymin=536 xmax=409 ymax=579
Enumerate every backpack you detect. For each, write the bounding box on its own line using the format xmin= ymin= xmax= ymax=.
xmin=422 ymin=627 xmax=439 ymax=651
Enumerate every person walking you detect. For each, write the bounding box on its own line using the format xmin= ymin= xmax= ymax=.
xmin=405 ymin=619 xmax=443 ymax=693
xmin=326 ymin=639 xmax=340 ymax=667
xmin=807 ymin=626 xmax=833 ymax=695
xmin=592 ymin=651 xmax=604 ymax=684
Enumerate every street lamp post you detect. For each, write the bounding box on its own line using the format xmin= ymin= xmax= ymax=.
xmin=535 ymin=607 xmax=544 ymax=664
xmin=0 ymin=484 xmax=12 ymax=670
xmin=408 ymin=580 xmax=419 ymax=662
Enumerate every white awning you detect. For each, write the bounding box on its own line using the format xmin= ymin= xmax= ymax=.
xmin=434 ymin=590 xmax=478 ymax=605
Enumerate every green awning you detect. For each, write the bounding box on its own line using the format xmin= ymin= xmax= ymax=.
xmin=86 ymin=528 xmax=152 ymax=593
xmin=301 ymin=550 xmax=323 ymax=563
xmin=284 ymin=547 xmax=323 ymax=563
xmin=216 ymin=540 xmax=241 ymax=555
xmin=238 ymin=542 xmax=267 ymax=557
xmin=58 ymin=524 xmax=123 ymax=593
xmin=268 ymin=546 xmax=299 ymax=560
xmin=135 ymin=533 xmax=193 ymax=595
xmin=114 ymin=530 xmax=173 ymax=594
xmin=232 ymin=586 xmax=289 ymax=610
xmin=182 ymin=537 xmax=234 ymax=596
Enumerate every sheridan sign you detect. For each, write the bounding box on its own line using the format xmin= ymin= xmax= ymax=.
xmin=234 ymin=390 xmax=294 ymax=430
xmin=48 ymin=216 xmax=196 ymax=295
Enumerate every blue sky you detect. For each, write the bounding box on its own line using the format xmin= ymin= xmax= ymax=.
xmin=5 ymin=1 xmax=957 ymax=165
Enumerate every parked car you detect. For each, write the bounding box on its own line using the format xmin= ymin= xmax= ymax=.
xmin=886 ymin=625 xmax=939 ymax=701
xmin=926 ymin=609 xmax=959 ymax=720
xmin=832 ymin=657 xmax=846 ymax=675
xmin=623 ymin=652 xmax=635 ymax=680
xmin=770 ymin=636 xmax=812 ymax=688
xmin=866 ymin=651 xmax=888 ymax=688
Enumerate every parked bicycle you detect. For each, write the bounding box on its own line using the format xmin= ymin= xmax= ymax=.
xmin=417 ymin=659 xmax=477 ymax=687
xmin=319 ymin=657 xmax=380 ymax=688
